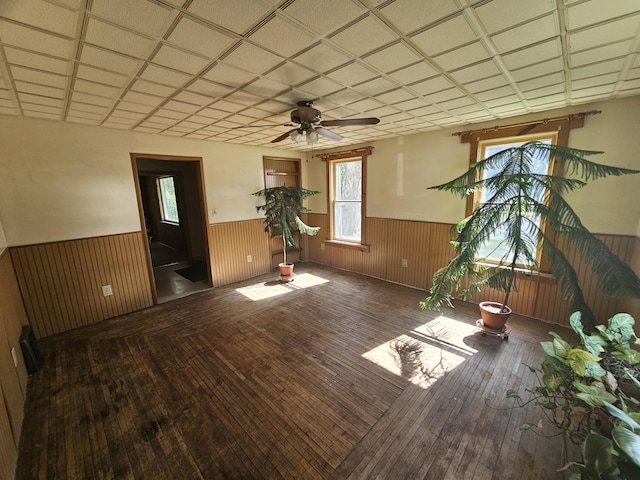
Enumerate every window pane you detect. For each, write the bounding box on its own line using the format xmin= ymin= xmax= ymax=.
xmin=335 ymin=161 xmax=362 ymax=200
xmin=335 ymin=201 xmax=361 ymax=241
xmin=159 ymin=177 xmax=179 ymax=223
xmin=478 ymin=139 xmax=552 ymax=265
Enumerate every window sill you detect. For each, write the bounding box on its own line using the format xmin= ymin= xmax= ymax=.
xmin=325 ymin=240 xmax=370 ymax=252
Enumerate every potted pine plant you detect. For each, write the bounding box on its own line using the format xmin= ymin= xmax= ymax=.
xmin=420 ymin=141 xmax=640 ymax=331
xmin=253 ymin=185 xmax=320 ymax=277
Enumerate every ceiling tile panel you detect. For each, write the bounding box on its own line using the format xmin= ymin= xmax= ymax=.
xmin=570 ymin=58 xmax=626 ymax=80
xmin=151 ymin=44 xmax=211 ymax=75
xmin=449 ymin=60 xmax=501 ymax=84
xmin=139 ymin=64 xmax=192 ymax=87
xmin=433 ymin=42 xmax=490 ymax=71
xmin=501 ymin=39 xmax=561 ymax=70
xmin=80 ymin=45 xmax=143 ymax=76
xmin=222 ymin=42 xmax=284 ymax=74
xmin=3 ymin=47 xmax=70 ymax=74
xmin=173 ymin=90 xmax=213 ymax=106
xmin=375 ymin=88 xmax=416 ymax=104
xmin=571 ymin=73 xmax=620 ymax=90
xmin=352 ymin=76 xmax=397 ymax=96
xmin=423 ymin=87 xmax=464 ymax=103
xmin=510 ymin=58 xmax=564 ymax=82
xmin=410 ymin=15 xmax=476 ymax=56
xmin=326 ymin=62 xmax=377 ymax=86
xmin=73 ymin=78 xmax=122 ymax=97
xmin=329 ymin=16 xmax=397 ymax=56
xmin=167 ymin=17 xmax=237 ymax=59
xmin=84 ymin=18 xmax=156 ymax=59
xmin=518 ymin=72 xmax=565 ymax=92
xmin=90 ymin=0 xmax=176 ymax=38
xmin=76 ymin=64 xmax=129 ymax=87
xmin=570 ymin=41 xmax=633 ymax=67
xmin=474 ymin=85 xmax=516 ymax=101
xmin=249 ymin=15 xmax=316 ymax=58
xmin=567 ymin=0 xmax=640 ymax=29
xmin=116 ymin=101 xmax=156 ymax=114
xmin=263 ymin=62 xmax=316 ymax=86
xmin=203 ymin=63 xmax=256 ymax=88
xmin=283 ymin=0 xmax=365 ymax=36
xmin=131 ymin=80 xmax=177 ymax=97
xmin=379 ymin=0 xmax=459 ymax=34
xmin=297 ymin=77 xmax=344 ymax=97
xmin=15 ymin=81 xmax=64 ymax=98
xmin=243 ymin=77 xmax=290 ymax=98
xmin=361 ymin=43 xmax=422 ymax=73
xmin=187 ymin=0 xmax=270 ymax=34
xmin=71 ymin=91 xmax=113 ymax=106
xmin=18 ymin=93 xmax=63 ymax=107
xmin=388 ymin=62 xmax=439 ymax=84
xmin=474 ymin=0 xmax=555 ymax=33
xmin=0 ymin=21 xmax=74 ymax=57
xmin=464 ymin=74 xmax=508 ymax=94
xmin=10 ymin=66 xmax=67 ymax=89
xmin=121 ymin=90 xmax=164 ymax=106
xmin=186 ymin=79 xmax=234 ymax=98
xmin=569 ymin=17 xmax=640 ymax=52
xmin=0 ymin=0 xmax=78 ymax=36
xmin=293 ymin=43 xmax=351 ymax=73
xmin=409 ymin=75 xmax=454 ymax=95
xmin=491 ymin=14 xmax=559 ymax=54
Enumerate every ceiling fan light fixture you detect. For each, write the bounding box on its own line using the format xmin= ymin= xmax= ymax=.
xmin=290 ymin=129 xmax=302 ymax=143
xmin=306 ymin=128 xmax=318 ymax=144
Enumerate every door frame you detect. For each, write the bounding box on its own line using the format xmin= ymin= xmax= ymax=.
xmin=130 ymin=152 xmax=212 ymax=304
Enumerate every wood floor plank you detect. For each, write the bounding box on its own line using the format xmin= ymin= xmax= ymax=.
xmin=15 ymin=263 xmax=575 ymax=479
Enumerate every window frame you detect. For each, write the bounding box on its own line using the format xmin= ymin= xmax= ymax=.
xmin=156 ymin=175 xmax=180 ymax=225
xmin=320 ymin=147 xmax=372 ymax=252
xmin=473 ymin=132 xmax=559 ymax=270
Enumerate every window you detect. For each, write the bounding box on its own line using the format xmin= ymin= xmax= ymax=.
xmin=321 ymin=147 xmax=372 ymax=249
xmin=474 ymin=133 xmax=557 ymax=267
xmin=157 ymin=176 xmax=179 ymax=224
xmin=331 ymin=159 xmax=362 ymax=242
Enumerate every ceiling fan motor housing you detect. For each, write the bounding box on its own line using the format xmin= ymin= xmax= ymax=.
xmin=291 ymin=105 xmax=321 ymax=126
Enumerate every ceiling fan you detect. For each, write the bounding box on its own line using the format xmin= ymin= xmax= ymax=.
xmin=259 ymin=101 xmax=380 ymax=144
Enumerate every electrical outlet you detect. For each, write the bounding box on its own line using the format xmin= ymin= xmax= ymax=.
xmin=101 ymin=285 xmax=113 ymax=296
xmin=402 ymin=259 xmax=408 ymax=268
xmin=320 ymin=243 xmax=325 ymax=251
xmin=10 ymin=347 xmax=18 ymax=367
xmin=247 ymin=254 xmax=252 ymax=263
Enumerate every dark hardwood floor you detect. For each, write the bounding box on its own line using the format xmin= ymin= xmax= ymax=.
xmin=16 ymin=263 xmax=576 ymax=479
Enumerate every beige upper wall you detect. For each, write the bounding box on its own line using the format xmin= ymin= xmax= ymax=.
xmin=0 ymin=97 xmax=637 ymax=246
xmin=308 ymin=97 xmax=640 ymax=236
xmin=0 ymin=116 xmax=295 ymax=246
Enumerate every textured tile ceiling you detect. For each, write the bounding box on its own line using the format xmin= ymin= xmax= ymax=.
xmin=0 ymin=0 xmax=639 ymax=150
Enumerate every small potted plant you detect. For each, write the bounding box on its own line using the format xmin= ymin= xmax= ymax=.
xmin=420 ymin=141 xmax=640 ymax=331
xmin=253 ymin=185 xmax=320 ymax=277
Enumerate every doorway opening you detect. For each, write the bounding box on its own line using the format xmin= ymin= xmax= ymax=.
xmin=132 ymin=154 xmax=212 ymax=303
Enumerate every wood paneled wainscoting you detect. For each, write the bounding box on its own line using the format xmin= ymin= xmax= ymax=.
xmin=0 ymin=249 xmax=31 ymax=480
xmin=208 ymin=218 xmax=272 ymax=287
xmin=306 ymin=214 xmax=639 ymax=328
xmin=10 ymin=232 xmax=154 ymax=338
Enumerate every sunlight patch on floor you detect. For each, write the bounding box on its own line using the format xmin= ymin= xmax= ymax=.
xmin=235 ymin=273 xmax=329 ymax=301
xmin=362 ymin=316 xmax=479 ymax=388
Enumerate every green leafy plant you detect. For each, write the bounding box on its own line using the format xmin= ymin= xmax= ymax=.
xmin=420 ymin=141 xmax=640 ymax=330
xmin=507 ymin=312 xmax=640 ymax=478
xmin=253 ymin=185 xmax=320 ymax=266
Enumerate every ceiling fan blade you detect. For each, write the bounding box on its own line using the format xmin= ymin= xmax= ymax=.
xmin=320 ymin=117 xmax=380 ymax=127
xmin=270 ymin=129 xmax=298 ymax=143
xmin=316 ymin=127 xmax=342 ymax=141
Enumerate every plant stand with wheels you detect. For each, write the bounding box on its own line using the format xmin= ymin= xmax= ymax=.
xmin=476 ymin=319 xmax=510 ymax=340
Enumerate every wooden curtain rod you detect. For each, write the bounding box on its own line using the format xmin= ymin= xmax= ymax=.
xmin=318 ymin=146 xmax=373 ymax=161
xmin=452 ymin=110 xmax=602 ymax=137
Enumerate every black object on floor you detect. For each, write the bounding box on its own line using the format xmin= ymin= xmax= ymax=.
xmin=175 ymin=262 xmax=208 ymax=282
xmin=20 ymin=325 xmax=43 ymax=374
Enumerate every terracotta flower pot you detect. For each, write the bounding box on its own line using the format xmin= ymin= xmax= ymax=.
xmin=479 ymin=301 xmax=512 ymax=331
xmin=278 ymin=262 xmax=294 ymax=276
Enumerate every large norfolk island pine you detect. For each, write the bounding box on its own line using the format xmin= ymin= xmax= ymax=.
xmin=420 ymin=141 xmax=640 ymax=330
